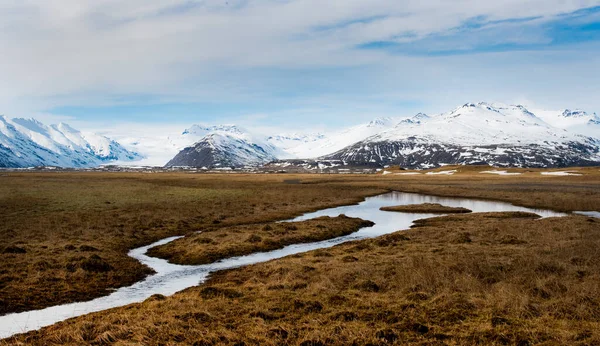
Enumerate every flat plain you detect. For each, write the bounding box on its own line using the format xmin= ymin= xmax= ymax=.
xmin=1 ymin=166 xmax=600 ymax=345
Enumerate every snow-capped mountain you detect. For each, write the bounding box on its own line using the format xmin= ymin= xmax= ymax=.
xmin=0 ymin=116 xmax=143 ymax=168
xmin=9 ymin=101 xmax=595 ymax=170
xmin=164 ymin=102 xmax=599 ymax=169
xmin=380 ymin=103 xmax=583 ymax=146
xmin=285 ymin=117 xmax=398 ymax=158
xmin=114 ymin=124 xmax=265 ymax=167
xmin=164 ymin=117 xmax=403 ymax=168
xmin=165 ymin=125 xmax=281 ymax=168
xmin=172 ymin=124 xmax=246 ymax=148
xmin=322 ymin=103 xmax=599 ymax=168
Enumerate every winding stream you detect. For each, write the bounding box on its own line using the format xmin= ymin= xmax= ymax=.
xmin=574 ymin=211 xmax=600 ymax=218
xmin=0 ymin=192 xmax=567 ymax=338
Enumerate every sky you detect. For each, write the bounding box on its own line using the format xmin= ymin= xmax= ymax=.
xmin=1 ymin=0 xmax=600 ymax=137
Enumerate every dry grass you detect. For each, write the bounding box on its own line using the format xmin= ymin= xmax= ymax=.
xmin=7 ymin=212 xmax=600 ymax=345
xmin=2 ymin=169 xmax=600 ymax=315
xmin=148 ymin=215 xmax=374 ymax=265
xmin=380 ymin=203 xmax=471 ymax=214
xmin=0 ymin=172 xmax=385 ymax=314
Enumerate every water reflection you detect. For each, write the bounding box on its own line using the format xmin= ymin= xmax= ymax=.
xmin=0 ymin=192 xmax=566 ymax=338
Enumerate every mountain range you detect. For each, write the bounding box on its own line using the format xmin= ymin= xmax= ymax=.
xmin=0 ymin=116 xmax=142 ymax=168
xmin=1 ymin=102 xmax=599 ymax=169
xmin=166 ymin=102 xmax=600 ymax=169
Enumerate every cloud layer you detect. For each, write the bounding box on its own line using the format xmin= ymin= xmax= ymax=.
xmin=1 ymin=0 xmax=599 ymax=130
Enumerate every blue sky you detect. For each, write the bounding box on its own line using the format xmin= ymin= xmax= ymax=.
xmin=0 ymin=0 xmax=599 ymax=136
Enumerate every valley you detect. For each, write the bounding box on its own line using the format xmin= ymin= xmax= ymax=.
xmin=3 ymin=2 xmax=600 ymax=345
xmin=1 ymin=169 xmax=599 ymax=344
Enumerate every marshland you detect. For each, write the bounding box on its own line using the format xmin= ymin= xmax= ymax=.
xmin=1 ymin=166 xmax=600 ymax=345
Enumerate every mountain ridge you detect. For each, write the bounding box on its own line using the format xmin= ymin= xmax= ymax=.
xmin=164 ymin=101 xmax=600 ymax=169
xmin=2 ymin=101 xmax=598 ymax=169
xmin=0 ymin=116 xmax=143 ymax=168
xmin=320 ymin=102 xmax=599 ymax=169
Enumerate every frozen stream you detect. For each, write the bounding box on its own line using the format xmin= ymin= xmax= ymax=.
xmin=0 ymin=191 xmax=567 ymax=338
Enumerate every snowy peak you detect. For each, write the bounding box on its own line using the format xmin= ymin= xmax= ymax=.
xmin=560 ymin=109 xmax=600 ymax=126
xmin=450 ymin=102 xmax=507 ymax=116
xmin=454 ymin=102 xmax=500 ymax=114
xmin=319 ymin=101 xmax=600 ymax=169
xmin=398 ymin=113 xmax=430 ymax=125
xmin=165 ymin=131 xmax=278 ymax=168
xmin=165 ymin=122 xmax=286 ymax=168
xmin=168 ymin=124 xmax=249 ymax=153
xmin=442 ymin=102 xmax=553 ymax=129
xmin=182 ymin=124 xmax=277 ymax=153
xmin=367 ymin=117 xmax=394 ymax=127
xmin=53 ymin=122 xmax=79 ymax=134
xmin=562 ymin=109 xmax=592 ymax=119
xmin=519 ymin=106 xmax=536 ymax=118
xmin=412 ymin=113 xmax=430 ymax=121
xmin=12 ymin=117 xmax=47 ymax=131
xmin=449 ymin=102 xmax=536 ymax=118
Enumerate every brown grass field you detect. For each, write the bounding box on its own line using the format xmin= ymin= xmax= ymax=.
xmin=0 ymin=172 xmax=386 ymax=314
xmin=1 ymin=166 xmax=600 ymax=345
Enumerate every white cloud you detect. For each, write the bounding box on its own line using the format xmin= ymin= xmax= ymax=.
xmin=0 ymin=0 xmax=598 ymax=128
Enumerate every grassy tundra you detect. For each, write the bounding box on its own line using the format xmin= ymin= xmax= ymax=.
xmin=1 ymin=167 xmax=600 ymax=344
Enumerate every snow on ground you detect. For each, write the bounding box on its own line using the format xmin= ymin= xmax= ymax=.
xmin=395 ymin=172 xmax=422 ymax=175
xmin=426 ymin=170 xmax=457 ymax=175
xmin=480 ymin=170 xmax=522 ymax=176
xmin=541 ymin=171 xmax=583 ymax=176
xmin=382 ymin=171 xmax=392 ymax=175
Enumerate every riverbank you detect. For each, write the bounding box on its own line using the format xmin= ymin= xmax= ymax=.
xmin=147 ymin=215 xmax=374 ymax=265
